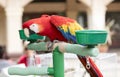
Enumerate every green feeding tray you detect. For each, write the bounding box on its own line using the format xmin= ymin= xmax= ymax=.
xmin=75 ymin=30 xmax=107 ymax=45
xmin=19 ymin=30 xmax=45 ymax=42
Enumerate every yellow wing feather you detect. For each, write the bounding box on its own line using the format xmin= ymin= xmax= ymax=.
xmin=60 ymin=22 xmax=83 ymax=35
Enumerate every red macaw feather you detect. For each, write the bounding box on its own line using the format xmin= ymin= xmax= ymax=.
xmin=51 ymin=15 xmax=75 ymax=26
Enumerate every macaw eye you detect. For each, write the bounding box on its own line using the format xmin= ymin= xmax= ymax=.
xmin=24 ymin=28 xmax=30 ymax=37
xmin=29 ymin=24 xmax=39 ymax=33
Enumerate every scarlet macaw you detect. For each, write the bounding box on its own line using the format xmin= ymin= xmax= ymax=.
xmin=22 ymin=15 xmax=83 ymax=43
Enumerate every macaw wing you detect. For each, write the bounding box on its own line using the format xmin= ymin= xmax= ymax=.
xmin=50 ymin=15 xmax=83 ymax=43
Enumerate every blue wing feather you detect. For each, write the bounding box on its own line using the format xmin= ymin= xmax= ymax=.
xmin=57 ymin=27 xmax=76 ymax=43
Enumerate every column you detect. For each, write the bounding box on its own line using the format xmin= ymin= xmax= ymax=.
xmin=5 ymin=7 xmax=24 ymax=54
xmin=80 ymin=0 xmax=113 ymax=30
xmin=0 ymin=0 xmax=32 ymax=54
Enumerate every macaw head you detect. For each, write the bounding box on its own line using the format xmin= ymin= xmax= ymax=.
xmin=22 ymin=15 xmax=51 ymax=37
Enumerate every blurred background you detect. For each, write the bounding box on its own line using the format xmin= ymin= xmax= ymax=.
xmin=0 ymin=0 xmax=120 ymax=77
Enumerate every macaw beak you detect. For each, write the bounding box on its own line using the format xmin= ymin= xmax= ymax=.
xmin=19 ymin=29 xmax=45 ymax=42
xmin=23 ymin=28 xmax=36 ymax=38
xmin=29 ymin=29 xmax=36 ymax=35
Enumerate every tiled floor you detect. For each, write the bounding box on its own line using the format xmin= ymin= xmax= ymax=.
xmin=99 ymin=48 xmax=120 ymax=77
xmin=109 ymin=48 xmax=120 ymax=62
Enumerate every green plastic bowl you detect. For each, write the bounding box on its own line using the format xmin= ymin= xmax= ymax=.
xmin=75 ymin=30 xmax=107 ymax=45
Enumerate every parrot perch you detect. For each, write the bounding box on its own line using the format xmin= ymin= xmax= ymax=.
xmin=22 ymin=15 xmax=102 ymax=77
